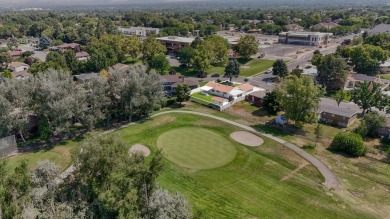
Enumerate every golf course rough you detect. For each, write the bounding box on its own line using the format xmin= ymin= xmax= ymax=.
xmin=157 ymin=127 xmax=237 ymax=170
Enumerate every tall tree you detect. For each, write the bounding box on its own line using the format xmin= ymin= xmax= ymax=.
xmin=349 ymin=45 xmax=387 ymax=75
xmin=176 ymin=83 xmax=191 ymax=105
xmin=316 ymin=54 xmax=348 ymax=91
xmin=277 ymin=76 xmax=323 ymax=127
xmin=272 ymin=59 xmax=288 ymax=78
xmin=148 ymin=54 xmax=170 ymax=74
xmin=0 ymin=52 xmax=12 ymax=70
xmin=363 ymin=112 xmax=387 ymax=137
xmin=142 ymin=37 xmax=167 ymax=61
xmin=238 ymin=35 xmax=259 ymax=58
xmin=262 ymin=90 xmax=283 ymax=115
xmin=224 ymin=59 xmax=240 ymax=82
xmin=178 ymin=46 xmax=195 ymax=66
xmin=63 ymin=50 xmax=79 ymax=74
xmin=334 ymin=89 xmax=347 ymax=106
xmin=351 ymin=81 xmax=386 ymax=114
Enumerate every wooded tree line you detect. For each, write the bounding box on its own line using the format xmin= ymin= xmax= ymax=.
xmin=0 ymin=137 xmax=192 ymax=219
xmin=0 ymin=65 xmax=165 ymax=141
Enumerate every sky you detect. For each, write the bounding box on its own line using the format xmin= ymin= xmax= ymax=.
xmin=0 ymin=0 xmax=193 ymax=6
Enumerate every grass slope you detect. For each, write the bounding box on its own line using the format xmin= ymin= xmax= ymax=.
xmin=157 ymin=127 xmax=236 ymax=169
xmin=115 ymin=114 xmax=374 ymax=219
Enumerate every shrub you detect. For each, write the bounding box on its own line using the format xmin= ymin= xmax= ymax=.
xmin=330 ymin=133 xmax=367 ymax=157
xmin=354 ymin=120 xmax=368 ymax=137
xmin=244 ymin=78 xmax=249 ymax=82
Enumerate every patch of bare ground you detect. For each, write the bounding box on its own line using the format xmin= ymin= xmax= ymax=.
xmin=150 ymin=115 xmax=175 ymax=129
xmin=224 ymin=102 xmax=275 ymax=125
xmin=280 ymin=161 xmax=309 ymax=182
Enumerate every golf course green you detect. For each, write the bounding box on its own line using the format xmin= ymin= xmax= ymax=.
xmin=157 ymin=127 xmax=237 ymax=169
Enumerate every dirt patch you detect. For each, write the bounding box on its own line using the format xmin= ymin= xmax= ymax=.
xmin=280 ymin=161 xmax=309 ymax=182
xmin=150 ymin=115 xmax=175 ymax=129
xmin=128 ymin=144 xmax=151 ymax=157
xmin=230 ymin=131 xmax=264 ymax=147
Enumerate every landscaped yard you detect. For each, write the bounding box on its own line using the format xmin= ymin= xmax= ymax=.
xmin=191 ymin=91 xmax=213 ymax=104
xmin=379 ymin=74 xmax=390 ymax=80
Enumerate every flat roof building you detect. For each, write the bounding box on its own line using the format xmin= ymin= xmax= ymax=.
xmin=278 ymin=31 xmax=333 ymax=46
xmin=367 ymin=24 xmax=390 ymax=35
xmin=156 ymin=36 xmax=195 ymax=52
xmin=118 ymin=27 xmax=160 ymax=37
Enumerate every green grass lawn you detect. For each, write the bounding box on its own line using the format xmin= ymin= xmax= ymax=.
xmin=157 ymin=127 xmax=236 ymax=169
xmin=379 ymin=74 xmax=390 ymax=80
xmin=173 ymin=59 xmax=274 ymax=77
xmin=113 ymin=114 xmax=374 ymax=218
xmin=324 ymin=90 xmax=352 ymax=102
xmin=240 ymin=59 xmax=275 ymax=77
xmin=191 ymin=92 xmax=213 ymax=103
xmin=6 ymin=141 xmax=78 ymax=172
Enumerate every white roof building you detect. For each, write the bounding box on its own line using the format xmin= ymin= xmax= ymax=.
xmin=278 ymin=31 xmax=333 ymax=46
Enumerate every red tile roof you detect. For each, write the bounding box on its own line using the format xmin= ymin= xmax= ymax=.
xmin=238 ymin=83 xmax=254 ymax=92
xmin=206 ymin=82 xmax=235 ymax=93
xmin=75 ymin=51 xmax=89 ymax=58
xmin=12 ymin=70 xmax=29 ymax=78
xmin=9 ymin=50 xmax=22 ymax=56
xmin=212 ymin=96 xmax=228 ymax=103
xmin=10 ymin=61 xmax=28 ymax=68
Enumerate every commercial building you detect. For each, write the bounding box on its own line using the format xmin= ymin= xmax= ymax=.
xmin=118 ymin=27 xmax=160 ymax=37
xmin=156 ymin=36 xmax=195 ymax=52
xmin=278 ymin=31 xmax=333 ymax=46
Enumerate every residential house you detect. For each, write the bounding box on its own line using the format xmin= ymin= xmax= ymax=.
xmin=367 ymin=24 xmax=390 ymax=35
xmin=12 ymin=70 xmax=29 ymax=80
xmin=318 ymin=98 xmax=361 ymax=127
xmin=9 ymin=62 xmax=29 ymax=72
xmin=73 ymin=73 xmax=100 ymax=83
xmin=75 ymin=52 xmax=90 ymax=61
xmin=203 ymin=82 xmax=254 ymax=100
xmin=228 ymin=49 xmax=239 ymax=59
xmin=311 ymin=22 xmax=339 ymax=31
xmin=160 ymin=75 xmax=199 ymax=94
xmin=57 ymin=43 xmax=81 ymax=53
xmin=156 ymin=36 xmax=195 ymax=52
xmin=246 ymin=90 xmax=266 ymax=106
xmin=212 ymin=96 xmax=229 ymax=107
xmin=345 ymin=74 xmax=389 ymax=91
xmin=9 ymin=50 xmax=22 ymax=60
xmin=285 ymin=24 xmax=304 ymax=32
xmin=28 ymin=38 xmax=39 ymax=46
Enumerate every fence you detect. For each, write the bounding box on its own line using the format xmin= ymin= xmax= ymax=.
xmin=0 ymin=135 xmax=17 ymax=157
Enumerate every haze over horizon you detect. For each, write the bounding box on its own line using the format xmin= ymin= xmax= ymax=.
xmin=0 ymin=0 xmax=389 ymax=7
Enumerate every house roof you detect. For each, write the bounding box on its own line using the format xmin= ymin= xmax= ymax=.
xmin=112 ymin=63 xmax=129 ymax=71
xmin=57 ymin=43 xmax=80 ymax=49
xmin=348 ymin=74 xmax=384 ymax=84
xmin=248 ymin=90 xmax=266 ymax=98
xmin=75 ymin=51 xmax=89 ymax=58
xmin=212 ymin=96 xmax=228 ymax=103
xmin=9 ymin=50 xmax=22 ymax=56
xmin=311 ymin=22 xmax=339 ymax=30
xmin=10 ymin=62 xmax=28 ymax=68
xmin=12 ymin=70 xmax=28 ymax=78
xmin=238 ymin=83 xmax=254 ymax=92
xmin=318 ymin=98 xmax=361 ymax=117
xmin=206 ymin=82 xmax=235 ymax=93
xmin=160 ymin=75 xmax=198 ymax=87
xmin=156 ymin=36 xmax=195 ymax=44
xmin=285 ymin=24 xmax=304 ymax=31
xmin=367 ymin=24 xmax=390 ymax=35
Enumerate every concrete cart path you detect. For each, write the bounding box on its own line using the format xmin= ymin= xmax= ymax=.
xmin=152 ymin=110 xmax=339 ymax=189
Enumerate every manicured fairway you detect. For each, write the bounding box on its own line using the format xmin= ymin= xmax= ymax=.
xmin=157 ymin=127 xmax=236 ymax=169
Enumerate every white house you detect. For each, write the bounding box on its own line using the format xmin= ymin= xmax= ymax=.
xmin=278 ymin=31 xmax=333 ymax=46
xmin=76 ymin=52 xmax=90 ymax=61
xmin=9 ymin=62 xmax=29 ymax=72
xmin=203 ymin=82 xmax=254 ymax=100
xmin=212 ymin=96 xmax=229 ymax=107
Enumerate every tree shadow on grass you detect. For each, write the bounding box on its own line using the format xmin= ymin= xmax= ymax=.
xmin=252 ymin=123 xmax=307 ymax=138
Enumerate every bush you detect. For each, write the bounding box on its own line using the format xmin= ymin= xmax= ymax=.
xmin=354 ymin=120 xmax=368 ymax=137
xmin=244 ymin=78 xmax=249 ymax=82
xmin=330 ymin=133 xmax=367 ymax=157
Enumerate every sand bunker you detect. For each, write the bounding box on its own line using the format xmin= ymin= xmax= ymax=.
xmin=230 ymin=131 xmax=264 ymax=147
xmin=129 ymin=144 xmax=151 ymax=157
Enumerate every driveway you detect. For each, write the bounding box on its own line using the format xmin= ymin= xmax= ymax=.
xmin=32 ymin=51 xmax=47 ymax=62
